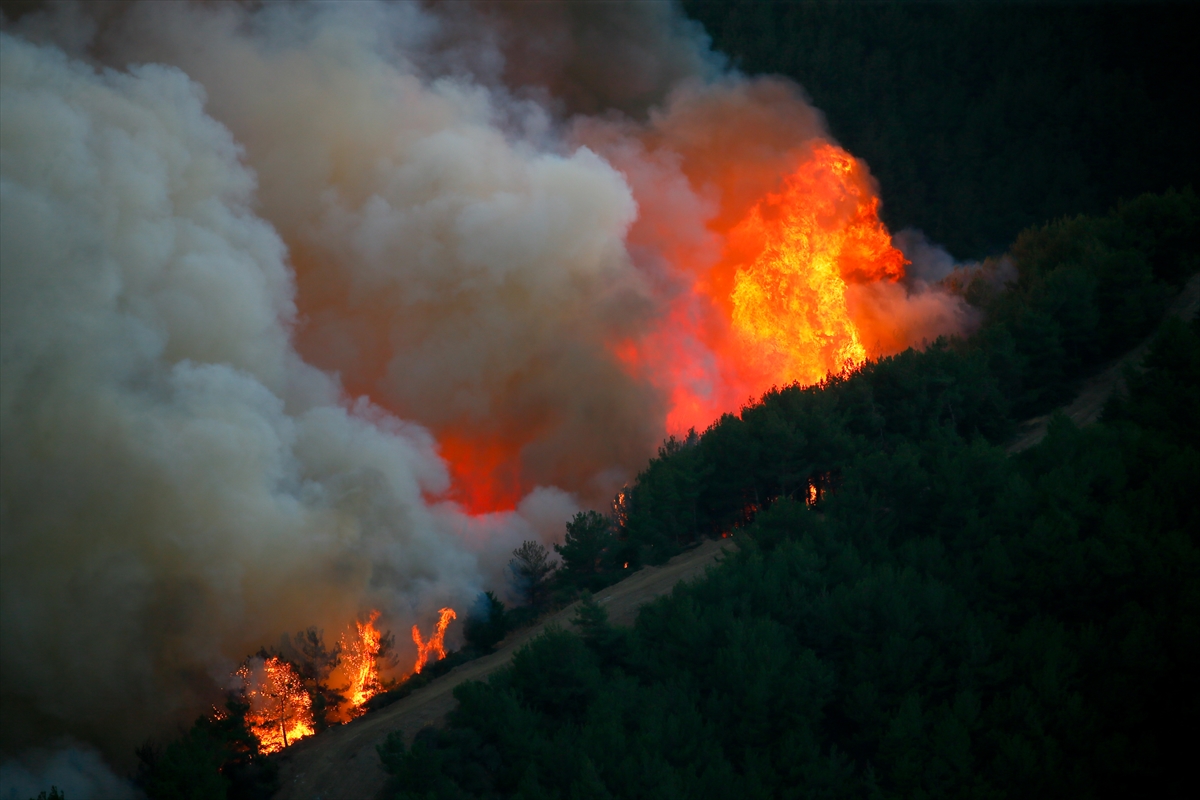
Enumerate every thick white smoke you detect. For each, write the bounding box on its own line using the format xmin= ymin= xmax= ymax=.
xmin=1 ymin=2 xmax=976 ymax=790
xmin=91 ymin=0 xmax=672 ymax=506
xmin=0 ymin=21 xmax=571 ymax=768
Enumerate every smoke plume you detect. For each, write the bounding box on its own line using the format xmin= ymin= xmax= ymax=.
xmin=0 ymin=0 xmax=973 ymax=785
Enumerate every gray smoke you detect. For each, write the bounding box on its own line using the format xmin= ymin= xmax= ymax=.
xmin=1 ymin=3 xmax=975 ymax=791
xmin=0 ymin=20 xmax=572 ymax=769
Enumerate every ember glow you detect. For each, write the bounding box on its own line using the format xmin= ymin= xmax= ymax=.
xmin=412 ymin=608 xmax=458 ymax=674
xmin=236 ymin=657 xmax=315 ymax=755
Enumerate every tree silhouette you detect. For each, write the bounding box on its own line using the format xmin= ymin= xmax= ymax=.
xmin=509 ymin=540 xmax=556 ymax=607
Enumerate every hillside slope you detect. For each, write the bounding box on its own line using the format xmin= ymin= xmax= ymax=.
xmin=271 ymin=537 xmax=732 ymax=800
xmin=271 ymin=265 xmax=1199 ymax=799
xmin=1007 ymin=270 xmax=1200 ymax=453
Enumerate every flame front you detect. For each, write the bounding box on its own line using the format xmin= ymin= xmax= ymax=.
xmin=340 ymin=610 xmax=384 ymax=711
xmin=623 ymin=142 xmax=910 ymax=435
xmin=729 ymin=144 xmax=905 ymax=387
xmin=236 ymin=656 xmax=315 ymax=755
xmin=412 ymin=607 xmax=457 ymax=674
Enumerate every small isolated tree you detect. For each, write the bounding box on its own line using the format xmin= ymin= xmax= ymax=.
xmin=463 ymin=591 xmax=508 ymax=653
xmin=509 ymin=540 xmax=556 ymax=607
xmin=555 ymin=510 xmax=615 ymax=588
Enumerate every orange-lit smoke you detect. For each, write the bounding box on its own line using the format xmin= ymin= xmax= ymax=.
xmin=412 ymin=608 xmax=458 ymax=674
xmin=1 ymin=3 xmax=979 ymax=773
xmin=77 ymin=3 xmax=969 ymax=521
xmin=578 ymin=83 xmax=919 ymax=436
xmin=236 ymin=657 xmax=315 ymax=755
xmin=437 ymin=435 xmax=526 ymax=516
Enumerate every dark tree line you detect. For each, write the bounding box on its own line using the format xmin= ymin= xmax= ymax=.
xmin=682 ymin=0 xmax=1200 ymax=258
xmin=377 ymin=193 xmax=1199 ymax=799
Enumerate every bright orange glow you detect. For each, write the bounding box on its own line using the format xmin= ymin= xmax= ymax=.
xmin=623 ymin=143 xmax=908 ymax=435
xmin=412 ymin=607 xmax=457 ymax=674
xmin=288 ymin=129 xmax=906 ymax=514
xmin=611 ymin=487 xmax=630 ymax=530
xmin=437 ymin=434 xmax=524 ymax=514
xmin=339 ymin=610 xmax=384 ymax=712
xmin=728 ymin=145 xmax=903 ymax=387
xmin=424 ymin=144 xmax=907 ymax=508
xmin=237 ymin=656 xmax=315 ymax=755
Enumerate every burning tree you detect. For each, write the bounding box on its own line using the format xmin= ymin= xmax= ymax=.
xmin=276 ymin=626 xmax=343 ymax=731
xmin=412 ymin=607 xmax=457 ymax=673
xmin=230 ymin=609 xmax=435 ymax=754
xmin=235 ymin=656 xmax=315 ymax=754
xmin=339 ymin=611 xmax=390 ymax=712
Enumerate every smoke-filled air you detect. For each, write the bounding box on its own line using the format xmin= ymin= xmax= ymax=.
xmin=0 ymin=0 xmax=973 ymax=790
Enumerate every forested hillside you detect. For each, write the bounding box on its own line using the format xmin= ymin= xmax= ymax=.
xmin=681 ymin=1 xmax=1200 ymax=257
xmin=84 ymin=4 xmax=1200 ymax=797
xmin=375 ymin=190 xmax=1199 ymax=799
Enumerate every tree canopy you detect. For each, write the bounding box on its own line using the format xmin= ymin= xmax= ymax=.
xmin=378 ymin=192 xmax=1199 ymax=799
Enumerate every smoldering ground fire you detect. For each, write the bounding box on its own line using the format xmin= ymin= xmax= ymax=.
xmin=0 ymin=0 xmax=973 ymax=791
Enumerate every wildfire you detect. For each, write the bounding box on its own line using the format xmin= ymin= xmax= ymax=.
xmin=611 ymin=487 xmax=630 ymax=530
xmin=229 ymin=606 xmax=463 ymax=753
xmin=236 ymin=656 xmax=315 ymax=755
xmin=626 ymin=142 xmax=908 ymax=435
xmin=340 ymin=610 xmax=384 ymax=711
xmin=728 ymin=144 xmax=905 ymax=388
xmin=412 ymin=607 xmax=457 ymax=674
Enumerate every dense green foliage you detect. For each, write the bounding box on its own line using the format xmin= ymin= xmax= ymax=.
xmin=136 ymin=702 xmax=277 ymax=800
xmin=681 ymin=0 xmax=1199 ymax=257
xmin=602 ymin=191 xmax=1197 ymax=567
xmin=553 ymin=511 xmax=625 ymax=591
xmin=377 ymin=195 xmax=1199 ymax=798
xmin=463 ymin=592 xmax=511 ymax=654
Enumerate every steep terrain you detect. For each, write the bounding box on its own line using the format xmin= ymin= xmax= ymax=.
xmin=271 ymin=271 xmax=1198 ymax=800
xmin=1007 ymin=271 xmax=1200 ymax=453
xmin=272 ymin=537 xmax=733 ymax=800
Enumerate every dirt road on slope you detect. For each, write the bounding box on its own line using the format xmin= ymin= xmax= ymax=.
xmin=1006 ymin=271 xmax=1200 ymax=454
xmin=271 ymin=536 xmax=733 ymax=800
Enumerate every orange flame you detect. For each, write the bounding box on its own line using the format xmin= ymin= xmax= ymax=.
xmin=340 ymin=610 xmax=384 ymax=711
xmin=728 ymin=144 xmax=904 ymax=387
xmin=236 ymin=656 xmax=315 ymax=755
xmin=412 ymin=607 xmax=457 ymax=674
xmin=625 ymin=143 xmax=908 ymax=435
